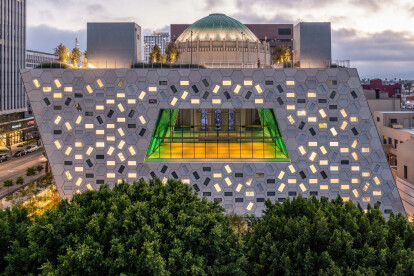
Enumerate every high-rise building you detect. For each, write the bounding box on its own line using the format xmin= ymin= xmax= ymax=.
xmin=144 ymin=32 xmax=170 ymax=63
xmin=26 ymin=50 xmax=58 ymax=69
xmin=87 ymin=22 xmax=141 ymax=68
xmin=0 ymin=0 xmax=35 ymax=147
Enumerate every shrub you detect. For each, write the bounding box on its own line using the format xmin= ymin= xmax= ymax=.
xmin=2 ymin=179 xmax=13 ymax=188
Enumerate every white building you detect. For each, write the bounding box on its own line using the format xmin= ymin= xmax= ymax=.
xmin=144 ymin=32 xmax=170 ymax=63
xmin=26 ymin=50 xmax=58 ymax=69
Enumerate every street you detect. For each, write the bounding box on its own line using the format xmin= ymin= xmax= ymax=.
xmin=0 ymin=150 xmax=44 ymax=184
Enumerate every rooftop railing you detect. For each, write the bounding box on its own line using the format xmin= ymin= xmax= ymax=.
xmin=34 ymin=59 xmax=351 ymax=69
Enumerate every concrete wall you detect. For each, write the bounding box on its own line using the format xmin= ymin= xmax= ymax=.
xmin=293 ymin=22 xmax=331 ymax=67
xmin=87 ymin=22 xmax=141 ymax=68
xmin=397 ymin=140 xmax=414 ymax=183
xmin=367 ymin=99 xmax=400 ymax=115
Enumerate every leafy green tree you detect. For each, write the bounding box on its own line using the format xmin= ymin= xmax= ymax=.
xmin=54 ymin=43 xmax=69 ymax=63
xmin=70 ymin=47 xmax=82 ymax=67
xmin=83 ymin=50 xmax=88 ymax=67
xmin=26 ymin=167 xmax=36 ymax=177
xmin=149 ymin=44 xmax=162 ymax=63
xmin=3 ymin=179 xmax=13 ymax=188
xmin=0 ymin=179 xmax=246 ymax=275
xmin=15 ymin=177 xmax=24 ymax=186
xmin=245 ymin=195 xmax=414 ymax=275
xmin=166 ymin=42 xmax=180 ymax=63
xmin=272 ymin=45 xmax=291 ymax=64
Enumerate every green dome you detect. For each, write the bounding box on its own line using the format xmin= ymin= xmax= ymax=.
xmin=176 ymin=13 xmax=259 ymax=42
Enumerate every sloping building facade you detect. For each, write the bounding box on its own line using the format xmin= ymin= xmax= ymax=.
xmin=21 ymin=68 xmax=405 ymax=216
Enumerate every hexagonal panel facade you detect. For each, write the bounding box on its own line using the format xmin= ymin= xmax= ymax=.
xmin=21 ymin=68 xmax=405 ymax=217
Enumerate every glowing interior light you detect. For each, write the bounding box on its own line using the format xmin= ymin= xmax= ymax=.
xmin=213 ymin=85 xmax=220 ymax=93
xmin=53 ymin=93 xmax=62 ymax=99
xmin=320 ymin=160 xmax=328 ymax=165
xmin=373 ymin=176 xmax=381 ymax=185
xmin=54 ymin=115 xmax=62 ymax=125
xmin=43 ymin=87 xmax=52 ymax=92
xmin=128 ymin=173 xmax=137 ymax=178
xmin=214 ymin=183 xmax=221 ymax=192
xmin=352 ymin=178 xmax=360 ymax=184
xmin=234 ymin=84 xmax=241 ymax=94
xmin=76 ymin=178 xmax=83 ymax=186
xmin=309 ymin=152 xmax=317 ymax=161
xmin=278 ymin=183 xmax=285 ymax=192
xmin=96 ymin=79 xmax=104 ymax=88
xmin=127 ymin=99 xmax=136 ymax=104
xmin=213 ymin=173 xmax=222 ymax=178
xmin=288 ymin=164 xmax=296 ymax=173
xmin=181 ymin=91 xmax=188 ymax=100
xmin=340 ymin=147 xmax=349 ymax=153
xmin=117 ymin=118 xmax=126 ymax=123
xmin=243 ymin=80 xmax=253 ymax=86
xmin=308 ymin=117 xmax=317 ymax=122
xmin=128 ymin=146 xmax=136 ymax=156
xmin=362 ymin=172 xmax=371 ymax=177
xmin=65 ymin=146 xmax=72 ymax=156
xmin=96 ymin=129 xmax=105 ymax=135
xmin=330 ymin=166 xmax=339 ymax=171
xmin=128 ymin=161 xmax=137 ymax=166
xmin=148 ymin=86 xmax=157 ymax=92
xmin=287 ymin=115 xmax=295 ymax=125
xmin=117 ymin=128 xmax=125 ymax=137
xmin=33 ymin=79 xmax=40 ymax=88
xmin=86 ymin=184 xmax=94 ymax=191
xmin=170 ymin=97 xmax=178 ymax=106
xmin=107 ymin=124 xmax=115 ymax=129
xmin=180 ymin=80 xmax=189 ymax=86
xmin=341 ymin=185 xmax=350 ymax=190
xmin=297 ymin=110 xmax=306 ymax=116
xmin=340 ymin=109 xmax=348 ymax=118
xmin=225 ymin=165 xmax=232 ymax=174
xmin=191 ymin=99 xmax=200 ymax=104
xmin=212 ymin=98 xmax=221 ymax=104
xmin=85 ymin=124 xmax=94 ymax=129
xmin=65 ymin=122 xmax=72 ymax=131
xmin=64 ymin=87 xmax=73 ymax=92
xmin=330 ymin=179 xmax=339 ymax=184
xmin=299 ymin=183 xmax=307 ymax=192
xmin=255 ymin=84 xmax=263 ymax=93
xmin=139 ymin=116 xmax=146 ymax=124
xmin=118 ymin=140 xmax=125 ymax=149
xmin=319 ymin=109 xmax=327 ymax=118
xmin=278 ymin=171 xmax=285 ymax=180
xmin=373 ymin=191 xmax=382 ymax=196
xmin=117 ymin=93 xmax=125 ymax=98
xmin=76 ymin=116 xmax=82 ymax=125
xmin=350 ymin=117 xmax=359 ymax=122
xmin=286 ymin=105 xmax=295 ymax=110
xmin=307 ymin=92 xmax=316 ymax=98
xmin=286 ymin=92 xmax=295 ymax=98
xmin=225 ymin=177 xmax=232 ymax=186
xmin=352 ymin=189 xmax=360 ymax=198
xmin=352 ymin=152 xmax=359 ymax=160
xmin=320 ymin=146 xmax=327 ymax=155
xmin=308 ymin=141 xmax=318 ymax=147
xmin=86 ymin=85 xmax=93 ymax=93
xmin=236 ymin=184 xmax=243 ymax=192
xmin=65 ymin=171 xmax=72 ymax=180
xmin=319 ymin=123 xmax=327 ymax=128
xmin=298 ymin=146 xmax=306 ymax=155
xmin=320 ymin=185 xmax=329 ymax=190
xmin=107 ymin=146 xmax=115 ymax=156
xmin=309 ymin=179 xmax=318 ymax=184
xmin=107 ymin=173 xmax=115 ymax=179
xmin=310 ymin=165 xmax=317 ymax=173
xmin=75 ymin=142 xmax=83 ymax=147
xmin=246 ymin=191 xmax=254 ymax=196
xmin=74 ymin=167 xmax=83 ymax=172
xmin=86 ymin=146 xmax=94 ymax=155
xmin=255 ymin=98 xmax=264 ymax=104
xmin=223 ymin=80 xmax=232 ymax=86
xmin=118 ymin=152 xmax=125 ymax=162
xmin=330 ymin=127 xmax=338 ymax=136
xmin=361 ymin=148 xmax=370 ymax=153
xmin=96 ymin=105 xmax=104 ymax=110
xmin=96 ymin=142 xmax=105 ymax=148
xmin=52 ymin=79 xmax=61 ymax=88
xmin=246 ymin=202 xmax=254 ymax=211
xmin=138 ymin=91 xmax=146 ymax=100
xmin=351 ymin=139 xmax=358 ymax=148
xmin=75 ymin=154 xmax=83 ymax=160
xmin=288 ymin=179 xmax=296 ymax=184
xmin=246 ymin=178 xmax=253 ymax=186
xmin=351 ymin=166 xmax=360 ymax=171
xmin=54 ymin=140 xmax=62 ymax=149
xmin=286 ymin=80 xmax=295 ymax=86
xmin=117 ymin=103 xmax=125 ymax=112
xmin=107 ymin=136 xmax=115 ymax=141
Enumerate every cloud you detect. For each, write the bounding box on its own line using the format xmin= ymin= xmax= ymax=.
xmin=27 ymin=25 xmax=86 ymax=53
xmin=86 ymin=4 xmax=106 ymax=15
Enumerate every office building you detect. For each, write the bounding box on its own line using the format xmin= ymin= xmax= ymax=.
xmin=87 ymin=22 xmax=141 ymax=68
xmin=363 ymin=79 xmax=402 ymax=98
xmin=0 ymin=0 xmax=36 ymax=147
xmin=144 ymin=32 xmax=170 ymax=63
xmin=293 ymin=22 xmax=332 ymax=68
xmin=26 ymin=50 xmax=58 ymax=69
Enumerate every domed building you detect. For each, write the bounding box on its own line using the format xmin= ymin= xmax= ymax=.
xmin=175 ymin=14 xmax=271 ymax=67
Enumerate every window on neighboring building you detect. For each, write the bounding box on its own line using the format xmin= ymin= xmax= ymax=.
xmin=394 ymin=139 xmax=398 ymax=148
xmin=404 ymin=165 xmax=408 ymax=179
xmin=390 ymin=118 xmax=397 ymax=124
xmin=278 ymin=28 xmax=292 ymax=35
xmin=377 ymin=117 xmax=380 ymax=122
xmin=388 ymin=137 xmax=392 ymax=145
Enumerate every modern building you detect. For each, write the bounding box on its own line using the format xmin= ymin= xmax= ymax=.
xmin=144 ymin=32 xmax=170 ymax=63
xmin=374 ymin=111 xmax=414 ymax=218
xmin=175 ymin=14 xmax=271 ymax=67
xmin=363 ymin=79 xmax=402 ymax=98
xmin=26 ymin=50 xmax=58 ymax=69
xmin=364 ymin=89 xmax=401 ymax=115
xmin=171 ymin=23 xmax=293 ymax=51
xmin=293 ymin=22 xmax=332 ymax=68
xmin=0 ymin=0 xmax=36 ymax=148
xmin=87 ymin=22 xmax=141 ymax=68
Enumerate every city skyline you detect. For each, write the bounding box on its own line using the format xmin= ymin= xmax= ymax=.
xmin=27 ymin=0 xmax=414 ymax=78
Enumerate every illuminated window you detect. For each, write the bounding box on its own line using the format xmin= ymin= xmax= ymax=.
xmin=244 ymin=80 xmax=253 ymax=86
xmin=181 ymin=91 xmax=189 ymax=100
xmin=351 ymin=166 xmax=360 ymax=171
xmin=107 ymin=136 xmax=115 ymax=141
xmin=288 ymin=164 xmax=296 ymax=173
xmin=297 ymin=110 xmax=306 ymax=116
xmin=96 ymin=79 xmax=104 ymax=88
xmin=286 ymin=80 xmax=295 ymax=86
xmin=340 ymin=147 xmax=349 ymax=153
xmin=255 ymin=99 xmax=264 ymax=104
xmin=309 ymin=179 xmax=318 ymax=184
xmin=107 ymin=173 xmax=115 ymax=179
xmin=307 ymin=92 xmax=316 ymax=98
xmin=75 ymin=116 xmax=82 ymax=125
xmin=96 ymin=105 xmax=104 ymax=110
xmin=139 ymin=116 xmax=146 ymax=124
xmin=75 ymin=155 xmax=83 ymax=160
xmin=128 ymin=161 xmax=137 ymax=166
xmin=64 ymin=87 xmax=73 ymax=92
xmin=222 ymin=80 xmax=232 ymax=86
xmin=33 ymin=79 xmax=40 ymax=88
xmin=128 ymin=146 xmax=136 ymax=156
xmin=85 ymin=124 xmax=94 ymax=129
xmin=76 ymin=178 xmax=83 ymax=186
xmin=373 ymin=176 xmax=381 ymax=185
xmin=128 ymin=99 xmax=136 ymax=104
xmin=117 ymin=103 xmax=125 ymax=112
xmin=351 ymin=139 xmax=358 ymax=148
xmin=118 ymin=152 xmax=125 ymax=162
xmin=96 ymin=129 xmax=105 ymax=135
xmin=278 ymin=171 xmax=285 ymax=180
xmin=139 ymin=91 xmax=146 ymax=100
xmin=213 ymin=85 xmax=220 ymax=93
xmin=341 ymin=185 xmax=350 ymax=190
xmin=320 ymin=146 xmax=327 ymax=155
xmin=75 ymin=142 xmax=83 ymax=147
xmin=362 ymin=172 xmax=370 ymax=177
xmin=310 ymin=165 xmax=317 ymax=173
xmin=65 ymin=122 xmax=72 ymax=131
xmin=340 ymin=109 xmax=348 ymax=118
xmin=320 ymin=185 xmax=329 ymax=190
xmin=43 ymin=87 xmax=51 ymax=92
xmin=118 ymin=128 xmax=125 ymax=137
xmin=308 ymin=141 xmax=318 ymax=147
xmin=225 ymin=165 xmax=232 ymax=174
xmin=278 ymin=183 xmax=285 ymax=192
xmin=212 ymin=98 xmax=221 ymax=104
xmin=373 ymin=191 xmax=382 ymax=196
xmin=180 ymin=80 xmax=189 ymax=86
xmin=246 ymin=202 xmax=254 ymax=211
xmin=107 ymin=146 xmax=115 ymax=156
xmin=287 ymin=93 xmax=295 ymax=98
xmin=54 ymin=140 xmax=62 ymax=149
xmin=86 ymin=85 xmax=93 ymax=93
xmin=287 ymin=115 xmax=295 ymax=124
xmin=96 ymin=142 xmax=105 ymax=148
xmin=171 ymin=97 xmax=178 ymax=106
xmin=74 ymin=167 xmax=83 ymax=172
xmin=236 ymin=184 xmax=243 ymax=192
xmin=361 ymin=148 xmax=370 ymax=153
xmin=65 ymin=146 xmax=73 ymax=156
xmin=118 ymin=140 xmax=126 ymax=149
xmin=330 ymin=127 xmax=338 ymax=136
xmin=340 ymin=121 xmax=348 ymax=130
xmin=309 ymin=151 xmax=317 ymax=161
xmin=234 ymin=84 xmax=241 ymax=94
xmin=54 ymin=115 xmax=62 ymax=125
xmin=319 ymin=109 xmax=327 ymax=118
xmin=214 ymin=184 xmax=221 ymax=192
xmin=191 ymin=99 xmax=200 ymax=104
xmin=287 ymin=105 xmax=295 ymax=110
xmin=288 ymin=179 xmax=296 ymax=184
xmin=352 ymin=152 xmax=359 ymax=160
xmin=308 ymin=117 xmax=317 ymax=122
xmin=149 ymin=87 xmax=157 ymax=92
xmin=65 ymin=171 xmax=72 ymax=180
xmin=53 ymin=93 xmax=62 ymax=99
xmin=86 ymin=147 xmax=94 ymax=155
xmin=117 ymin=118 xmax=126 ymax=123
xmin=255 ymin=84 xmax=263 ymax=93
xmin=299 ymin=183 xmax=307 ymax=192
xmin=330 ymin=166 xmax=339 ymax=171
xmin=330 ymin=141 xmax=339 ymax=147
xmin=320 ymin=160 xmax=328 ymax=165
xmin=350 ymin=117 xmax=359 ymax=122
xmin=319 ymin=123 xmax=327 ymax=128
xmin=225 ymin=178 xmax=232 ymax=186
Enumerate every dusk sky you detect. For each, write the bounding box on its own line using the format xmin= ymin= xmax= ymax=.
xmin=27 ymin=0 xmax=414 ymax=79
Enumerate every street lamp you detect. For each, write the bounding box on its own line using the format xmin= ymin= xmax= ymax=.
xmin=241 ymin=32 xmax=245 ymax=68
xmin=190 ymin=31 xmax=193 ymax=65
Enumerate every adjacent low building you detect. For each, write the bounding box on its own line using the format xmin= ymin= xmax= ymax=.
xmin=87 ymin=22 xmax=141 ymax=68
xmin=144 ymin=32 xmax=170 ymax=63
xmin=26 ymin=50 xmax=58 ymax=69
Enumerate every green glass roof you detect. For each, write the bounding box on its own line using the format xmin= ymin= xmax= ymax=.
xmin=176 ymin=13 xmax=259 ymax=42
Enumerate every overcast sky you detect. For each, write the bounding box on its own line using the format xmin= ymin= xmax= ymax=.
xmin=27 ymin=0 xmax=414 ymax=79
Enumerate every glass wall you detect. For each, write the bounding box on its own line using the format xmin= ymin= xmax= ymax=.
xmin=146 ymin=109 xmax=289 ymax=162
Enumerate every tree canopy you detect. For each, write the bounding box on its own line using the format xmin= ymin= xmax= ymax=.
xmin=272 ymin=45 xmax=292 ymax=64
xmin=245 ymin=196 xmax=414 ymax=275
xmin=0 ymin=179 xmax=245 ymax=275
xmin=54 ymin=43 xmax=69 ymax=63
xmin=1 ymin=180 xmax=414 ymax=275
xmin=149 ymin=44 xmax=162 ymax=63
xmin=165 ymin=42 xmax=180 ymax=63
